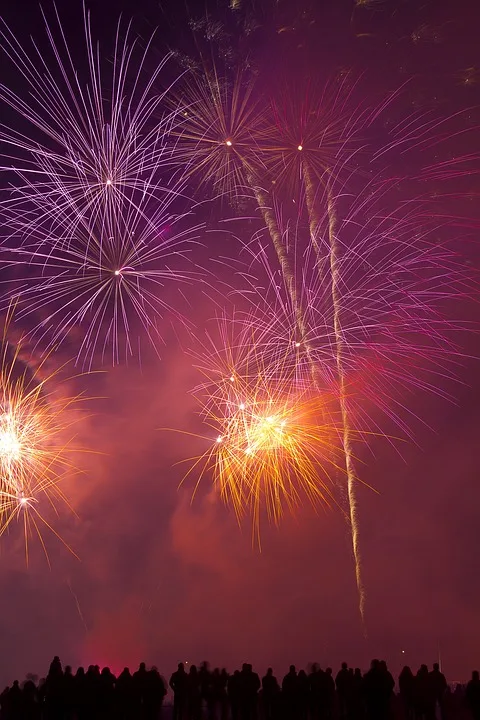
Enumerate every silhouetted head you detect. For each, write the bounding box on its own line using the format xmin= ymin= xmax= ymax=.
xmin=267 ymin=668 xmax=273 ymax=676
xmin=326 ymin=668 xmax=332 ymax=676
xmin=299 ymin=670 xmax=307 ymax=679
xmin=341 ymin=662 xmax=348 ymax=671
xmin=65 ymin=666 xmax=72 ymax=675
xmin=12 ymin=681 xmax=19 ymax=689
xmin=190 ymin=665 xmax=197 ymax=675
xmin=371 ymin=660 xmax=380 ymax=670
xmin=177 ymin=663 xmax=184 ymax=672
xmin=354 ymin=669 xmax=361 ymax=677
xmin=289 ymin=665 xmax=296 ymax=674
xmin=242 ymin=663 xmax=248 ymax=672
xmin=433 ymin=663 xmax=440 ymax=672
xmin=473 ymin=671 xmax=479 ymax=682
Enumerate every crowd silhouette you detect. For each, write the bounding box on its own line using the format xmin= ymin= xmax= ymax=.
xmin=1 ymin=656 xmax=479 ymax=720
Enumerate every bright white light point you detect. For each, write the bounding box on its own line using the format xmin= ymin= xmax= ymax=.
xmin=229 ymin=376 xmax=235 ymax=382
xmin=281 ymin=420 xmax=286 ymax=427
xmin=106 ymin=178 xmax=112 ymax=186
xmin=239 ymin=403 xmax=245 ymax=410
xmin=216 ymin=436 xmax=223 ymax=443
xmin=226 ymin=139 xmax=232 ymax=147
xmin=297 ymin=145 xmax=303 ymax=151
xmin=266 ymin=416 xmax=274 ymax=423
xmin=245 ymin=447 xmax=252 ymax=455
xmin=20 ymin=497 xmax=28 ymax=506
xmin=295 ymin=341 xmax=301 ymax=348
xmin=114 ymin=269 xmax=121 ymax=276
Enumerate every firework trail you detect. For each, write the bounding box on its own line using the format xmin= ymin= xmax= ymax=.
xmin=0 ymin=306 xmax=89 ymax=565
xmin=325 ymin=182 xmax=365 ymax=623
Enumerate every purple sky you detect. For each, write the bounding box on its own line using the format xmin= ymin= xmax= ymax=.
xmin=0 ymin=0 xmax=479 ymax=689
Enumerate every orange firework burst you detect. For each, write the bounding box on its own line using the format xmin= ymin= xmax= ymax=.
xmin=181 ymin=318 xmax=348 ymax=544
xmin=0 ymin=307 xmax=90 ymax=564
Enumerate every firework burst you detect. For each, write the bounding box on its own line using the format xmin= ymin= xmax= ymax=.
xmin=0 ymin=307 xmax=89 ymax=564
xmin=182 ymin=315 xmax=348 ymax=545
xmin=0 ymin=5 xmax=182 ymax=239
xmin=0 ymin=6 xmax=203 ymax=367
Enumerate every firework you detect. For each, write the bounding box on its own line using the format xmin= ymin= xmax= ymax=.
xmin=0 ymin=307 xmax=88 ymax=564
xmin=0 ymin=6 xmax=182 ymax=240
xmin=1 ymin=191 xmax=202 ymax=368
xmin=0 ymin=6 xmax=202 ymax=367
xmin=183 ymin=315 xmax=348 ymax=545
xmin=169 ymin=69 xmax=265 ymax=201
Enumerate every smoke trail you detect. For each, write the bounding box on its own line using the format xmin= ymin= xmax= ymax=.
xmin=249 ymin=177 xmax=324 ymax=392
xmin=303 ymin=161 xmax=366 ymax=626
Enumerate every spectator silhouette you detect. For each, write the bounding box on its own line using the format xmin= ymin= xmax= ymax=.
xmin=428 ymin=663 xmax=447 ymax=720
xmin=239 ymin=663 xmax=260 ymax=720
xmin=336 ymin=663 xmax=352 ymax=720
xmin=116 ymin=667 xmax=134 ymax=720
xmin=228 ymin=670 xmax=242 ymax=720
xmin=415 ymin=665 xmax=432 ymax=720
xmin=467 ymin=671 xmax=480 ymax=720
xmin=399 ymin=666 xmax=415 ymax=720
xmin=282 ymin=665 xmax=299 ymax=720
xmin=22 ymin=679 xmax=39 ymax=720
xmin=170 ymin=662 xmax=188 ymax=720
xmin=262 ymin=667 xmax=279 ymax=720
xmin=187 ymin=665 xmax=202 ymax=720
xmin=363 ymin=659 xmax=393 ymax=720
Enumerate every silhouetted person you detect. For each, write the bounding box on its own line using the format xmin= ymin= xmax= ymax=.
xmin=211 ymin=667 xmax=228 ymax=720
xmin=262 ymin=668 xmax=279 ymax=720
xmin=45 ymin=657 xmax=64 ymax=720
xmin=116 ymin=667 xmax=135 ymax=720
xmin=22 ymin=679 xmax=39 ymax=720
xmin=144 ymin=666 xmax=166 ymax=720
xmin=428 ymin=663 xmax=447 ymax=720
xmin=187 ymin=666 xmax=202 ymax=720
xmin=351 ymin=669 xmax=364 ymax=720
xmin=467 ymin=671 xmax=480 ymax=720
xmin=363 ymin=659 xmax=393 ymax=720
xmin=297 ymin=670 xmax=310 ymax=720
xmin=336 ymin=663 xmax=352 ymax=720
xmin=239 ymin=663 xmax=260 ymax=720
xmin=282 ymin=665 xmax=299 ymax=720
xmin=7 ymin=681 xmax=23 ymax=720
xmin=415 ymin=665 xmax=432 ymax=720
xmin=62 ymin=666 xmax=75 ymax=720
xmin=170 ymin=663 xmax=188 ymax=720
xmin=399 ymin=666 xmax=416 ymax=720
xmin=324 ymin=668 xmax=336 ymax=720
xmin=228 ymin=670 xmax=242 ymax=720
xmin=73 ymin=667 xmax=87 ymax=720
xmin=220 ymin=669 xmax=230 ymax=720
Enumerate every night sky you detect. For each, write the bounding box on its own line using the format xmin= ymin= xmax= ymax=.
xmin=0 ymin=0 xmax=479 ymax=689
